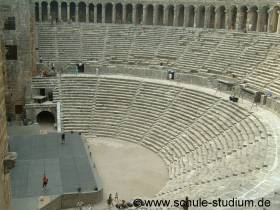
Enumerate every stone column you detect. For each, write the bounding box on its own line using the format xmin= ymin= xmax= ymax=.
xmin=153 ymin=4 xmax=158 ymax=25
xmin=204 ymin=6 xmax=211 ymax=28
xmin=75 ymin=4 xmax=78 ymax=22
xmin=267 ymin=8 xmax=273 ymax=32
xmin=174 ymin=5 xmax=179 ymax=26
xmin=256 ymin=9 xmax=262 ymax=32
xmin=102 ymin=3 xmax=105 ymax=23
xmin=67 ymin=3 xmax=70 ymax=21
xmin=163 ymin=5 xmax=168 ymax=25
xmin=236 ymin=7 xmax=241 ymax=31
xmin=112 ymin=4 xmax=116 ymax=23
xmin=47 ymin=3 xmax=50 ymax=21
xmin=277 ymin=11 xmax=280 ymax=33
xmin=122 ymin=4 xmax=127 ymax=23
xmin=86 ymin=4 xmax=89 ymax=22
xmin=194 ymin=6 xmax=199 ymax=28
xmin=132 ymin=4 xmax=136 ymax=24
xmin=224 ymin=8 xmax=229 ymax=29
xmin=58 ymin=3 xmax=61 ymax=22
xmin=143 ymin=5 xmax=147 ymax=24
xmin=94 ymin=5 xmax=97 ymax=23
xmin=184 ymin=6 xmax=188 ymax=27
xmin=214 ymin=8 xmax=220 ymax=28
xmin=39 ymin=2 xmax=42 ymax=22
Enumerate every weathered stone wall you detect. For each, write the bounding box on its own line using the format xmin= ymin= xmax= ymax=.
xmin=0 ymin=0 xmax=36 ymax=121
xmin=0 ymin=27 xmax=11 ymax=210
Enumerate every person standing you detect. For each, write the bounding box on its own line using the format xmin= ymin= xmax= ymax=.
xmin=42 ymin=175 xmax=48 ymax=190
xmin=61 ymin=133 xmax=65 ymax=144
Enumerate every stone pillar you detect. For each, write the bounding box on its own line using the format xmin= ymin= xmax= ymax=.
xmin=174 ymin=5 xmax=179 ymax=26
xmin=86 ymin=4 xmax=89 ymax=22
xmin=204 ymin=6 xmax=211 ymax=28
xmin=47 ymin=3 xmax=50 ymax=21
xmin=39 ymin=3 xmax=42 ymax=22
xmin=236 ymin=7 xmax=241 ymax=31
xmin=102 ymin=3 xmax=105 ymax=23
xmin=94 ymin=5 xmax=97 ymax=23
xmin=184 ymin=6 xmax=188 ymax=27
xmin=67 ymin=3 xmax=70 ymax=21
xmin=75 ymin=4 xmax=78 ymax=22
xmin=58 ymin=4 xmax=61 ymax=22
xmin=112 ymin=4 xmax=116 ymax=23
xmin=122 ymin=4 xmax=127 ymax=23
xmin=163 ymin=5 xmax=168 ymax=25
xmin=214 ymin=8 xmax=220 ymax=28
xmin=143 ymin=5 xmax=147 ymax=24
xmin=194 ymin=6 xmax=199 ymax=28
xmin=153 ymin=4 xmax=158 ymax=25
xmin=132 ymin=4 xmax=136 ymax=24
xmin=267 ymin=8 xmax=273 ymax=32
xmin=224 ymin=8 xmax=229 ymax=29
xmin=277 ymin=11 xmax=280 ymax=33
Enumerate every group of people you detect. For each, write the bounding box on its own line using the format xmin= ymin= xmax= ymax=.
xmin=107 ymin=193 xmax=134 ymax=209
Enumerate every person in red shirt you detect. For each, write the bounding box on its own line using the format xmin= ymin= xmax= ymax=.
xmin=42 ymin=175 xmax=48 ymax=189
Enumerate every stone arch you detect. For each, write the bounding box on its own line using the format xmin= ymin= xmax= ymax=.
xmin=178 ymin=4 xmax=184 ymax=26
xmin=167 ymin=5 xmax=174 ymax=26
xmin=50 ymin=1 xmax=58 ymax=21
xmin=105 ymin=3 xmax=113 ymax=23
xmin=229 ymin=5 xmax=237 ymax=30
xmin=61 ymin=2 xmax=67 ymax=22
xmin=248 ymin=6 xmax=258 ymax=31
xmin=125 ymin=4 xmax=133 ymax=23
xmin=208 ymin=5 xmax=215 ymax=28
xmin=89 ymin=4 xmax=94 ymax=23
xmin=97 ymin=4 xmax=102 ymax=23
xmin=35 ymin=2 xmax=39 ymax=22
xmin=197 ymin=5 xmax=205 ymax=28
xmin=78 ymin=2 xmax=86 ymax=22
xmin=216 ymin=5 xmax=226 ymax=29
xmin=146 ymin=4 xmax=154 ymax=25
xmin=42 ymin=1 xmax=48 ymax=22
xmin=70 ymin=2 xmax=76 ymax=22
xmin=269 ymin=6 xmax=280 ymax=32
xmin=157 ymin=5 xmax=164 ymax=25
xmin=136 ymin=4 xmax=143 ymax=24
xmin=187 ymin=5 xmax=195 ymax=27
xmin=239 ymin=6 xmax=248 ymax=31
xmin=258 ymin=6 xmax=269 ymax=32
xmin=115 ymin=3 xmax=123 ymax=24
xmin=37 ymin=111 xmax=55 ymax=125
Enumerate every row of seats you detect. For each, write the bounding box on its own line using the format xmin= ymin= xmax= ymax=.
xmin=57 ymin=75 xmax=271 ymax=200
xmin=37 ymin=24 xmax=280 ymax=95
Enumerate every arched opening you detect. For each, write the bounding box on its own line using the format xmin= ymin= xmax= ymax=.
xmin=61 ymin=2 xmax=67 ymax=22
xmin=136 ymin=4 xmax=143 ymax=24
xmin=229 ymin=6 xmax=237 ymax=30
xmin=187 ymin=5 xmax=195 ymax=27
xmin=146 ymin=5 xmax=154 ymax=25
xmin=126 ymin=4 xmax=133 ymax=23
xmin=167 ymin=5 xmax=174 ymax=26
xmin=35 ymin=3 xmax=39 ymax=22
xmin=105 ymin=3 xmax=113 ymax=23
xmin=178 ymin=5 xmax=184 ymax=26
xmin=97 ymin=4 xmax=102 ymax=23
xmin=70 ymin=2 xmax=76 ymax=22
xmin=248 ymin=6 xmax=258 ymax=31
xmin=37 ymin=111 xmax=55 ymax=125
xmin=157 ymin=5 xmax=164 ymax=25
xmin=269 ymin=6 xmax=280 ymax=32
xmin=116 ymin=3 xmax=123 ymax=24
xmin=42 ymin=2 xmax=48 ymax=22
xmin=50 ymin=1 xmax=58 ymax=22
xmin=239 ymin=6 xmax=248 ymax=31
xmin=78 ymin=2 xmax=86 ymax=22
xmin=89 ymin=4 xmax=94 ymax=23
xmin=258 ymin=6 xmax=269 ymax=32
xmin=217 ymin=6 xmax=226 ymax=29
xmin=197 ymin=6 xmax=205 ymax=28
xmin=208 ymin=5 xmax=215 ymax=28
